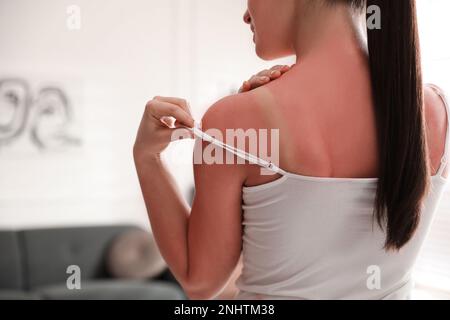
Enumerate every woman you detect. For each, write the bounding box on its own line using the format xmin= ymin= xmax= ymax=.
xmin=133 ymin=0 xmax=449 ymax=299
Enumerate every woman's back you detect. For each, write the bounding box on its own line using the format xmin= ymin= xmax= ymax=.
xmin=244 ymin=54 xmax=448 ymax=187
xmin=231 ymin=70 xmax=449 ymax=298
xmin=211 ymin=38 xmax=450 ymax=298
xmin=188 ymin=0 xmax=450 ymax=300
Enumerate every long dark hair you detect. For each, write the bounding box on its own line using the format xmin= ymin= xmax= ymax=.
xmin=333 ymin=0 xmax=429 ymax=250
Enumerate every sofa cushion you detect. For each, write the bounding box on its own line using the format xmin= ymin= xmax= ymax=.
xmin=36 ymin=280 xmax=185 ymax=300
xmin=107 ymin=229 xmax=166 ymax=279
xmin=21 ymin=225 xmax=139 ymax=289
xmin=0 ymin=231 xmax=24 ymax=290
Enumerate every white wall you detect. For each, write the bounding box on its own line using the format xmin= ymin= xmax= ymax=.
xmin=414 ymin=0 xmax=450 ymax=294
xmin=0 ymin=0 xmax=292 ymax=230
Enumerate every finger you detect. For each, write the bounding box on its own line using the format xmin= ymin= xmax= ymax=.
xmin=272 ymin=64 xmax=292 ymax=72
xmin=247 ymin=76 xmax=269 ymax=90
xmin=268 ymin=65 xmax=283 ymax=78
xmin=269 ymin=65 xmax=284 ymax=72
xmin=269 ymin=70 xmax=281 ymax=78
xmin=160 ymin=116 xmax=176 ymax=128
xmin=147 ymin=100 xmax=194 ymax=128
xmin=153 ymin=96 xmax=193 ymax=117
xmin=257 ymin=68 xmax=281 ymax=79
xmin=238 ymin=80 xmax=251 ymax=93
xmin=252 ymin=65 xmax=290 ymax=82
xmin=153 ymin=96 xmax=195 ymax=128
xmin=249 ymin=68 xmax=279 ymax=87
xmin=256 ymin=69 xmax=270 ymax=77
xmin=269 ymin=65 xmax=291 ymax=78
xmin=249 ymin=75 xmax=270 ymax=86
xmin=279 ymin=64 xmax=291 ymax=73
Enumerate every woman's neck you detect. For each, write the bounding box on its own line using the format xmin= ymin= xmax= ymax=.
xmin=293 ymin=3 xmax=367 ymax=64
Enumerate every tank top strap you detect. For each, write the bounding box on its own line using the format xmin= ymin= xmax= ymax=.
xmin=189 ymin=121 xmax=287 ymax=176
xmin=427 ymin=84 xmax=450 ymax=177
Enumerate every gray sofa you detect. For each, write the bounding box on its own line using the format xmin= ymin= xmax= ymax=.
xmin=0 ymin=225 xmax=186 ymax=300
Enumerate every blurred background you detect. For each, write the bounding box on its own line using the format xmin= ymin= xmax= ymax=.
xmin=0 ymin=0 xmax=449 ymax=300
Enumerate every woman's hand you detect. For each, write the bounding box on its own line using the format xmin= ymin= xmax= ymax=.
xmin=238 ymin=64 xmax=293 ymax=93
xmin=133 ymin=96 xmax=195 ymax=160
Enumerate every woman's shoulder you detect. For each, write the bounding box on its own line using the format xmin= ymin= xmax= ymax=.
xmin=424 ymin=84 xmax=449 ymax=176
xmin=200 ymin=86 xmax=274 ymax=132
xmin=424 ymin=84 xmax=448 ymax=144
xmin=425 ymin=84 xmax=448 ymax=113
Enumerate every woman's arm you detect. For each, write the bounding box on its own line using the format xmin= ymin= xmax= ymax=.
xmin=133 ymin=96 xmax=248 ymax=299
xmin=133 ymin=65 xmax=292 ymax=299
xmin=133 ymin=153 xmax=191 ymax=286
xmin=215 ymin=255 xmax=244 ymax=299
xmin=133 ymin=96 xmax=194 ymax=290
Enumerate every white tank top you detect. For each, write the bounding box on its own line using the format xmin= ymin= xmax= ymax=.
xmin=191 ymin=84 xmax=450 ymax=300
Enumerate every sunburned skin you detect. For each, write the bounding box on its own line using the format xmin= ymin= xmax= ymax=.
xmin=245 ymin=49 xmax=378 ymax=187
xmin=199 ymin=0 xmax=449 ymax=189
xmin=201 ymin=51 xmax=448 ymax=188
xmin=200 ymin=43 xmax=376 ymax=186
